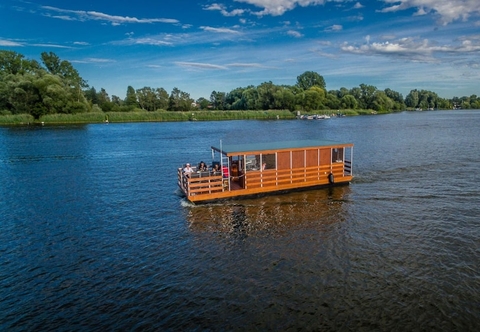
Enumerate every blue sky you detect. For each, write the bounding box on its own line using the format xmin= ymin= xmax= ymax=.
xmin=1 ymin=0 xmax=479 ymax=100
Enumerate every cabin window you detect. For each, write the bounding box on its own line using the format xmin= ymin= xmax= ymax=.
xmin=245 ymin=155 xmax=259 ymax=170
xmin=332 ymin=148 xmax=344 ymax=162
xmin=262 ymin=154 xmax=275 ymax=170
xmin=245 ymin=154 xmax=276 ymax=170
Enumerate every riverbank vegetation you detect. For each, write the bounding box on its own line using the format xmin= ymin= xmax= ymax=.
xmin=1 ymin=50 xmax=479 ymax=125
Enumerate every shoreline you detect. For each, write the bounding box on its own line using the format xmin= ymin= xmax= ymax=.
xmin=0 ymin=108 xmax=448 ymax=126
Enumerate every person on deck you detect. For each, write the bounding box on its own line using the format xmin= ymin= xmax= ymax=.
xmin=183 ymin=163 xmax=194 ymax=178
xmin=211 ymin=163 xmax=220 ymax=175
xmin=198 ymin=161 xmax=207 ymax=172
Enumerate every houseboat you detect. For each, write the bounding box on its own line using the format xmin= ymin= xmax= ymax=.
xmin=177 ymin=139 xmax=353 ymax=203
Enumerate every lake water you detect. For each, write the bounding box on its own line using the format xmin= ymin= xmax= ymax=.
xmin=1 ymin=110 xmax=479 ymax=331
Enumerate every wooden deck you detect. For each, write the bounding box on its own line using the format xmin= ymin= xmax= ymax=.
xmin=178 ymin=161 xmax=352 ymax=203
xmin=178 ymin=139 xmax=353 ymax=203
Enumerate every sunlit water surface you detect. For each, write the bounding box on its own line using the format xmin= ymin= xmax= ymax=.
xmin=1 ymin=110 xmax=479 ymax=330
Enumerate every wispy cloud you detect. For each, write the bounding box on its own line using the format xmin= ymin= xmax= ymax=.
xmin=73 ymin=41 xmax=90 ymax=46
xmin=228 ymin=62 xmax=267 ymax=68
xmin=325 ymin=24 xmax=343 ymax=32
xmin=236 ymin=0 xmax=328 ymax=16
xmin=204 ymin=3 xmax=246 ymax=16
xmin=127 ymin=37 xmax=173 ymax=46
xmin=175 ymin=62 xmax=228 ymax=70
xmin=200 ymin=26 xmax=241 ymax=34
xmin=379 ymin=0 xmax=480 ymax=25
xmin=310 ymin=47 xmax=338 ymax=59
xmin=32 ymin=43 xmax=72 ymax=49
xmin=341 ymin=36 xmax=480 ymax=62
xmin=174 ymin=61 xmax=271 ymax=71
xmin=353 ymin=2 xmax=364 ymax=9
xmin=287 ymin=30 xmax=303 ymax=38
xmin=71 ymin=58 xmax=116 ymax=64
xmin=0 ymin=38 xmax=23 ymax=46
xmin=41 ymin=6 xmax=179 ymax=26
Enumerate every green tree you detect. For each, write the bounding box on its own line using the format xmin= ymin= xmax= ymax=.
xmin=296 ymin=71 xmax=326 ymax=90
xmin=359 ymin=84 xmax=377 ymax=109
xmin=324 ymin=92 xmax=340 ymax=109
xmin=196 ymin=97 xmax=210 ymax=110
xmin=405 ymin=89 xmax=420 ymax=108
xmin=136 ymin=86 xmax=158 ymax=111
xmin=156 ymin=88 xmax=169 ymax=110
xmin=242 ymin=87 xmax=260 ymax=110
xmin=168 ymin=87 xmax=193 ymax=111
xmin=297 ymin=86 xmax=325 ymax=111
xmin=210 ymin=90 xmax=226 ymax=110
xmin=371 ymin=91 xmax=394 ymax=112
xmin=257 ymin=81 xmax=278 ymax=110
xmin=225 ymin=87 xmax=246 ymax=110
xmin=125 ymin=86 xmax=137 ymax=108
xmin=84 ymin=87 xmax=99 ymax=105
xmin=341 ymin=95 xmax=358 ymax=109
xmin=6 ymin=73 xmax=41 ymax=114
xmin=273 ymin=86 xmax=296 ymax=111
xmin=384 ymin=88 xmax=405 ymax=110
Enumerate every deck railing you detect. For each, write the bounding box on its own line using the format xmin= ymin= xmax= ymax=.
xmin=178 ymin=161 xmax=352 ymax=198
xmin=244 ymin=163 xmax=346 ymax=189
xmin=344 ymin=160 xmax=352 ymax=175
xmin=178 ymin=168 xmax=224 ymax=197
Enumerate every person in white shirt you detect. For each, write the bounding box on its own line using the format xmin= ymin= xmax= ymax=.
xmin=183 ymin=163 xmax=194 ymax=178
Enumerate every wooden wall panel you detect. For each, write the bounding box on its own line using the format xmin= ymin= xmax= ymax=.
xmin=320 ymin=148 xmax=330 ymax=165
xmin=277 ymin=151 xmax=290 ymax=170
xmin=292 ymin=150 xmax=304 ymax=168
xmin=306 ymin=149 xmax=318 ymax=167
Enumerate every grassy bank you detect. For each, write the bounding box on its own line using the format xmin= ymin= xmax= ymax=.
xmin=0 ymin=113 xmax=35 ymax=125
xmin=0 ymin=108 xmax=392 ymax=125
xmin=0 ymin=110 xmax=296 ymax=125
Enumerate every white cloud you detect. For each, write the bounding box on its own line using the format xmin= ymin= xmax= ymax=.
xmin=228 ymin=63 xmax=266 ymax=68
xmin=341 ymin=36 xmax=480 ymax=62
xmin=204 ymin=3 xmax=246 ymax=16
xmin=0 ymin=39 xmax=23 ymax=46
xmin=175 ymin=62 xmax=228 ymax=70
xmin=85 ymin=58 xmax=115 ymax=63
xmin=200 ymin=26 xmax=241 ymax=34
xmin=325 ymin=24 xmax=343 ymax=31
xmin=41 ymin=6 xmax=179 ymax=25
xmin=353 ymin=2 xmax=364 ymax=9
xmin=126 ymin=37 xmax=173 ymax=46
xmin=73 ymin=41 xmax=90 ymax=46
xmin=32 ymin=43 xmax=72 ymax=48
xmin=379 ymin=0 xmax=480 ymax=25
xmin=235 ymin=0 xmax=327 ymax=16
xmin=71 ymin=58 xmax=115 ymax=64
xmin=287 ymin=30 xmax=303 ymax=38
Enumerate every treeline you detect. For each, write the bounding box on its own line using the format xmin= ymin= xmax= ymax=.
xmin=1 ymin=50 xmax=479 ymax=119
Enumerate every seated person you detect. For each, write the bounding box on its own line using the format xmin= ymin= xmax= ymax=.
xmin=183 ymin=163 xmax=194 ymax=178
xmin=198 ymin=161 xmax=207 ymax=172
xmin=211 ymin=163 xmax=220 ymax=174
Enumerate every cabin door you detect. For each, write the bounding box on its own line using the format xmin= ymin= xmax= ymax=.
xmin=230 ymin=156 xmax=245 ymax=190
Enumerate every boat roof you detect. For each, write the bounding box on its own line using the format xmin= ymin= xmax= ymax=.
xmin=212 ymin=139 xmax=353 ymax=155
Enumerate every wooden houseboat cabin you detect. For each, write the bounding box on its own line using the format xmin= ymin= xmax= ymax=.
xmin=177 ymin=139 xmax=353 ymax=203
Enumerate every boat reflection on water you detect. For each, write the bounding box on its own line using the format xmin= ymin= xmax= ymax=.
xmin=186 ymin=186 xmax=352 ymax=237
